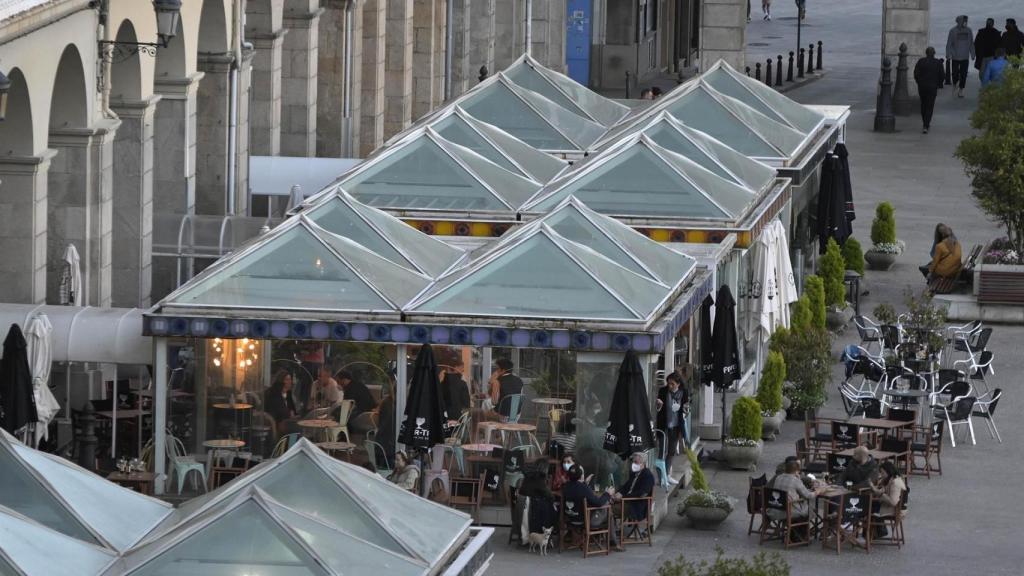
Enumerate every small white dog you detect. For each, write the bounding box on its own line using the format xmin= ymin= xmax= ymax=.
xmin=527 ymin=526 xmax=554 ymax=556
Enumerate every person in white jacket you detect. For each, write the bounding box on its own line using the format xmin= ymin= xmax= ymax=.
xmin=946 ymin=15 xmax=976 ymax=97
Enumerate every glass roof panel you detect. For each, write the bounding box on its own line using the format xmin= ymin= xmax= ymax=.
xmin=463 ymin=114 xmax=568 ymax=182
xmin=0 ymin=510 xmax=115 ymax=576
xmin=533 ymin=66 xmax=631 ymax=126
xmin=351 ymin=202 xmax=464 ymax=278
xmin=504 ymin=62 xmax=591 ymax=119
xmin=0 ymin=446 xmax=97 ymax=545
xmin=580 ymin=205 xmax=697 ymax=286
xmin=303 ymin=197 xmax=412 ymax=267
xmin=528 ymin=145 xmax=731 ymax=219
xmin=167 ymin=224 xmax=394 ymax=311
xmin=131 ymin=502 xmax=326 ymax=576
xmin=542 ymin=208 xmax=650 ymax=277
xmin=343 ymin=138 xmax=507 ymax=211
xmin=662 ymin=88 xmax=783 ymax=157
xmin=671 ymin=122 xmax=777 ymax=193
xmin=461 ymin=82 xmax=575 ymax=150
xmin=555 ymin=234 xmax=669 ymax=317
xmin=653 ymin=144 xmax=758 ymax=218
xmin=12 ymin=445 xmax=170 ymax=551
xmin=438 ymin=138 xmax=542 ymax=209
xmin=314 ymin=227 xmax=430 ymax=306
xmin=270 ymin=504 xmax=427 ymax=576
xmin=432 ymin=115 xmax=522 ymax=174
xmin=703 ymin=66 xmax=825 ymax=133
xmin=704 ymin=88 xmax=807 ymax=155
xmin=511 ymin=83 xmax=608 ymax=149
xmin=415 ymin=234 xmax=639 ymax=319
xmin=644 ymin=122 xmax=737 ymax=183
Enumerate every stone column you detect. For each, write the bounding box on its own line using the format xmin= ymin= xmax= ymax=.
xmin=196 ymin=53 xmax=232 ymax=215
xmin=361 ymin=0 xmax=386 ymax=156
xmin=235 ymin=47 xmax=254 ymax=215
xmin=699 ymin=0 xmax=746 ymax=72
xmin=385 ymin=0 xmax=414 ymax=139
xmin=110 ymin=96 xmax=160 ymax=308
xmin=248 ymin=28 xmax=285 ymax=156
xmin=152 ymin=73 xmax=203 ymax=301
xmin=281 ymin=4 xmax=324 ymax=157
xmin=413 ymin=0 xmax=439 ymax=120
xmin=46 ymin=125 xmax=118 ymax=308
xmin=318 ymin=0 xmax=363 ymax=157
xmin=530 ymin=0 xmax=566 ymax=71
xmin=0 ymin=152 xmax=55 ymax=303
xmin=450 ymin=0 xmax=472 ymax=97
xmin=494 ymin=0 xmax=524 ymax=70
xmin=433 ymin=0 xmax=447 ymax=106
xmin=470 ymin=0 xmax=495 ymax=81
xmin=882 ymin=0 xmax=929 ymax=98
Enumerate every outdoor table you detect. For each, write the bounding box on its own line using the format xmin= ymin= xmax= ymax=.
xmin=203 ymin=438 xmax=247 ymax=474
xmin=96 ymin=409 xmax=150 ymax=419
xmin=106 ymin=471 xmax=157 ymax=495
xmin=316 ymin=441 xmax=356 ymax=461
xmin=491 ymin=422 xmax=541 ymax=453
xmin=297 ymin=418 xmax=337 ymax=442
xmin=213 ymin=403 xmax=254 ymax=443
xmin=844 ymin=416 xmax=913 ymax=435
xmin=882 ymin=389 xmax=931 ymax=424
xmin=836 ymin=447 xmax=901 ymax=463
xmin=531 ymin=397 xmax=572 ymax=435
xmin=136 ymin=389 xmax=193 ymax=398
xmin=460 ymin=443 xmax=501 ymax=454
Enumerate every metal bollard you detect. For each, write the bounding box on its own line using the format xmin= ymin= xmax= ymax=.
xmin=798 ymin=48 xmax=805 ymax=78
xmin=808 ymin=44 xmax=815 ymax=74
xmin=817 ymin=40 xmax=823 ymax=70
xmin=893 ymin=43 xmax=913 ymax=116
xmin=765 ymin=59 xmax=773 ymax=86
xmin=746 ymin=66 xmax=751 ymax=77
xmin=776 ymin=55 xmax=784 ymax=86
xmin=874 ymin=57 xmax=896 ymax=133
xmin=787 ymin=52 xmax=794 ymax=82
xmin=625 ymin=70 xmax=631 ymax=99
xmin=755 ymin=62 xmax=762 ymax=81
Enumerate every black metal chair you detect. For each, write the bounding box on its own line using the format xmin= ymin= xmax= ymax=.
xmin=972 ymin=388 xmax=1002 ymax=443
xmin=746 ymin=474 xmax=768 ymax=535
xmin=859 ymin=398 xmax=883 ymax=419
xmin=938 ymin=396 xmax=978 ymax=447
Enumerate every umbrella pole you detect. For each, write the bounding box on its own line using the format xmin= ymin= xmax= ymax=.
xmin=720 ymin=387 xmax=728 ymax=440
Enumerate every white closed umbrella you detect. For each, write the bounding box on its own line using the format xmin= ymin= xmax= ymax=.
xmin=772 ymin=220 xmax=798 ymax=329
xmin=60 ymin=244 xmax=83 ymax=306
xmin=25 ymin=313 xmax=60 ymax=447
xmin=285 ymin=184 xmax=304 ymax=212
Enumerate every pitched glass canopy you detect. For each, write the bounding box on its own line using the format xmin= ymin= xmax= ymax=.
xmin=338 ymin=131 xmax=540 ymax=212
xmin=702 ymin=62 xmax=825 ymax=133
xmin=303 ymin=192 xmax=463 ymax=278
xmin=411 ymin=227 xmax=671 ymax=321
xmin=504 ymin=54 xmax=630 ymax=126
xmin=0 ymin=434 xmax=171 ymax=552
xmin=0 ymin=508 xmax=117 ymax=576
xmin=163 ymin=218 xmax=430 ymax=312
xmin=524 ymin=137 xmax=756 ymax=220
xmin=459 ymin=75 xmax=607 ymax=150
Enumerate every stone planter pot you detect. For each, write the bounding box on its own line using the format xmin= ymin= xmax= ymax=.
xmin=721 ymin=440 xmax=763 ymax=471
xmin=976 ymin=263 xmax=1024 ymax=305
xmin=761 ymin=411 xmax=784 ymax=440
xmin=826 ymin=306 xmax=853 ymax=332
xmin=865 ymin=250 xmax=896 ymax=271
xmin=682 ymin=505 xmax=731 ymax=530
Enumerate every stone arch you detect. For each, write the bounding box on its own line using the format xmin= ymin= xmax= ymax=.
xmin=198 ymin=0 xmax=229 ymax=53
xmin=156 ymin=17 xmax=187 ymax=80
xmin=49 ymin=45 xmax=89 ymax=130
xmin=110 ymin=19 xmax=143 ymax=101
xmin=0 ymin=68 xmax=34 ymax=156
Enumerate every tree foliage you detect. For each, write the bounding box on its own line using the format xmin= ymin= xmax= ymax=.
xmin=730 ymin=396 xmax=763 ymax=441
xmin=820 ymin=238 xmax=847 ymax=308
xmin=804 ymin=275 xmax=827 ymax=329
xmin=756 ymin=350 xmax=786 ymax=414
xmin=842 ymin=238 xmax=865 ymax=275
xmin=658 ymin=547 xmax=790 ymax=576
xmin=790 ymin=297 xmax=811 ymax=333
xmin=955 ymin=58 xmax=1024 ymax=251
xmin=771 ymin=326 xmax=831 ymax=412
xmin=870 ymin=202 xmax=897 ymax=246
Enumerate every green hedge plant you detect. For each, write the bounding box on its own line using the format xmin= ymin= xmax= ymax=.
xmin=842 ymin=238 xmax=865 ymax=275
xmin=804 ymin=275 xmax=827 ymax=329
xmin=820 ymin=238 xmax=847 ymax=308
xmin=870 ymin=202 xmax=897 ymax=246
xmin=730 ymin=397 xmax=763 ymax=441
xmin=756 ymin=350 xmax=786 ymax=415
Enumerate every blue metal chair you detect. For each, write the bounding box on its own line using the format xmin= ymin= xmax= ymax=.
xmin=653 ymin=429 xmax=669 ymax=488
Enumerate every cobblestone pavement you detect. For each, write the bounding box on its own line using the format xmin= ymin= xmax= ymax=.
xmin=487 ymin=1 xmax=1024 ymax=574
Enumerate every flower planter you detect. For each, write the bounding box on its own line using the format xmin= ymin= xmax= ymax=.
xmin=721 ymin=440 xmax=763 ymax=471
xmin=976 ymin=263 xmax=1024 ymax=305
xmin=864 ymin=250 xmax=896 ymax=271
xmin=761 ymin=411 xmax=784 ymax=441
xmin=682 ymin=505 xmax=731 ymax=530
xmin=826 ymin=306 xmax=853 ymax=333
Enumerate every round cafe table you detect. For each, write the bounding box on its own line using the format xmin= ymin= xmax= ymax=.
xmin=491 ymin=422 xmax=540 ymax=453
xmin=460 ymin=443 xmax=501 ymax=455
xmin=203 ymin=439 xmax=246 ymax=474
xmin=298 ymin=419 xmax=337 ymax=442
xmin=531 ymin=397 xmax=572 ymax=432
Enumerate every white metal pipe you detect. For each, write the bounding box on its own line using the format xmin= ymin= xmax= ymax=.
xmin=524 ymin=0 xmax=532 ymax=56
xmin=444 ymin=0 xmax=454 ymax=100
xmin=153 ymin=337 xmax=168 ymax=494
xmin=343 ymin=0 xmax=355 ymax=156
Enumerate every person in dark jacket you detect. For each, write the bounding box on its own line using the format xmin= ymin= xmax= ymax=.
xmin=838 ymin=446 xmax=879 ymax=490
xmin=655 ymin=372 xmax=689 ymax=485
xmin=488 ymin=358 xmax=524 ymax=418
xmin=1001 ymin=19 xmax=1024 ymax=58
xmin=439 ymin=358 xmax=470 ymax=420
xmin=264 ymin=370 xmax=298 ymax=432
xmin=562 ymin=465 xmax=620 ymax=547
xmin=337 ymin=370 xmax=376 ymax=416
xmin=914 ymin=47 xmax=945 ymax=133
xmin=975 ymin=18 xmax=1003 ymax=79
xmin=614 ymin=453 xmax=656 ymax=521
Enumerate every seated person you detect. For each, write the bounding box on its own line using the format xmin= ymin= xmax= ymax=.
xmin=773 ymin=456 xmax=816 ymax=489
xmin=519 ymin=466 xmax=557 ymax=539
xmin=338 ymin=370 xmax=376 ymax=416
xmin=768 ymin=459 xmax=824 ymax=521
xmin=839 ymin=445 xmax=879 ymax=490
xmin=561 ymin=465 xmax=620 ymax=548
xmin=488 ymin=358 xmax=524 ymax=419
xmin=920 ymin=223 xmax=962 ymax=282
xmin=439 ymin=359 xmax=471 ymax=420
xmin=387 ymin=451 xmax=419 ymax=491
xmin=309 ymin=366 xmax=341 ymax=410
xmin=869 ymin=461 xmax=907 ymax=518
xmin=614 ymin=452 xmax=656 ymax=521
xmin=551 ymin=454 xmax=591 ymax=492
xmin=264 ymin=370 xmax=298 ymax=433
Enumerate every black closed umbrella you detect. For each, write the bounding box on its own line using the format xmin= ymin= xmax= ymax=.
xmin=1 ymin=324 xmax=37 ymax=436
xmin=835 ymin=143 xmax=856 ymax=229
xmin=699 ymin=294 xmax=715 ymax=388
xmin=712 ymin=286 xmax=740 ymax=436
xmin=817 ymin=150 xmax=854 ymax=253
xmin=398 ymin=344 xmax=449 ymax=450
xmin=603 ymin=350 xmax=656 ymax=459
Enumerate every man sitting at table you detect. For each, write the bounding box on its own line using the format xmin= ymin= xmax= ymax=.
xmin=768 ymin=460 xmax=825 ymax=531
xmin=562 ymin=465 xmax=621 ymax=549
xmin=338 ymin=370 xmax=376 ymax=416
xmin=772 ymin=456 xmax=816 ymax=490
xmin=614 ymin=452 xmax=656 ymax=523
xmin=839 ymin=445 xmax=879 ymax=490
xmin=440 ymin=358 xmax=471 ymax=420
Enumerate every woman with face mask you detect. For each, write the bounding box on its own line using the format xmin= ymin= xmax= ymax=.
xmin=551 ymin=454 xmax=592 ymax=492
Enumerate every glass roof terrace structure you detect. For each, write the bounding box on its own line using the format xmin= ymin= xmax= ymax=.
xmin=700 ymin=60 xmax=826 ymax=135
xmin=502 ymin=53 xmax=631 ymax=127
xmin=0 ymin=506 xmax=117 ymax=576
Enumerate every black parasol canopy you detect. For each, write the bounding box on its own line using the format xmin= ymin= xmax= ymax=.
xmin=817 ymin=147 xmax=855 ymax=253
xmin=834 ymin=143 xmax=856 ymax=227
xmin=711 ymin=286 xmax=740 ymax=436
xmin=398 ymin=344 xmax=449 ymax=450
xmin=699 ymin=294 xmax=715 ymax=387
xmin=0 ymin=324 xmax=37 ymax=435
xmin=603 ymin=350 xmax=656 ymax=459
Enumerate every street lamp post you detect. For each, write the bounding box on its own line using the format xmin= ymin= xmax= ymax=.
xmin=795 ymin=0 xmax=806 ymax=71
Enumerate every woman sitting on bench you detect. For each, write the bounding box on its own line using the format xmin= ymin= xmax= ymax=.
xmin=920 ymin=223 xmax=962 ymax=283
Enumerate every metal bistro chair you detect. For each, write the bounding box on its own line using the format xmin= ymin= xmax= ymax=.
xmin=954 ymin=350 xmax=995 ymax=395
xmin=168 ymin=435 xmax=208 ymax=495
xmin=653 ymin=429 xmax=669 ymax=488
xmin=952 ymin=326 xmax=992 ymax=365
xmin=422 ymin=444 xmax=452 ymax=499
xmin=937 ymin=396 xmax=978 ymax=448
xmin=270 ymin=432 xmax=302 ymax=458
xmin=854 ymin=316 xmax=883 ymax=354
xmin=326 ymin=399 xmax=356 ymax=443
xmin=971 ymin=388 xmax=1003 ymax=443
xmin=364 ymin=440 xmax=393 ymax=478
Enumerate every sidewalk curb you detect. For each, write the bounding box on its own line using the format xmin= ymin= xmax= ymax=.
xmin=777 ymin=70 xmax=827 ymax=93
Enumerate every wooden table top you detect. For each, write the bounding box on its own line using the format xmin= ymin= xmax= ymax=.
xmin=136 ymin=389 xmax=193 ymax=398
xmin=212 ymin=403 xmax=254 ymax=410
xmin=297 ymin=419 xmax=337 ymax=428
xmin=316 ymin=441 xmax=356 ymax=452
xmin=492 ymin=422 xmax=536 ymax=432
xmin=106 ymin=471 xmax=157 ymax=482
xmin=203 ymin=439 xmax=246 ymax=450
xmin=836 ymin=448 xmax=902 ymax=460
xmin=96 ymin=409 xmax=150 ymax=419
xmin=531 ymin=397 xmax=572 ymax=406
xmin=461 ymin=443 xmax=501 ymax=453
xmin=844 ymin=417 xmax=913 ymax=430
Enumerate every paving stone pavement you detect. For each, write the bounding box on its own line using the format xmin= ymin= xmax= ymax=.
xmin=487 ymin=1 xmax=1024 ymax=574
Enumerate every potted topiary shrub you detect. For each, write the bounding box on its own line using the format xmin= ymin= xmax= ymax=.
xmin=721 ymin=396 xmax=763 ymax=471
xmin=677 ymin=449 xmax=736 ymax=530
xmin=842 ymin=238 xmax=865 ymax=276
xmin=757 ymin=350 xmax=786 ymax=440
xmin=772 ymin=321 xmax=831 ymax=421
xmin=820 ymin=238 xmax=852 ymax=331
xmin=865 ymin=202 xmax=903 ymax=270
xmin=804 ymin=275 xmax=827 ymax=330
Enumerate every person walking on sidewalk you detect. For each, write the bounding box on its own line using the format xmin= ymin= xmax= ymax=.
xmin=946 ymin=15 xmax=975 ymax=98
xmin=914 ymin=47 xmax=945 ymax=134
xmin=762 ymin=0 xmax=772 ymax=21
xmin=1001 ymin=19 xmax=1024 ymax=58
xmin=982 ymin=48 xmax=1009 ymax=87
xmin=974 ymin=18 xmax=1002 ymax=80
